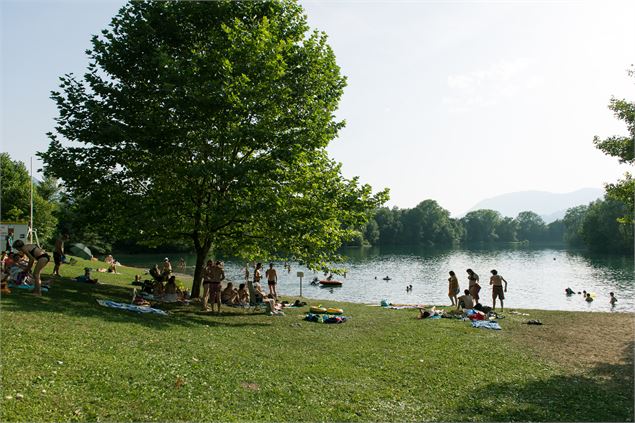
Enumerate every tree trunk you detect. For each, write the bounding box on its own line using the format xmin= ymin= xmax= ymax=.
xmin=190 ymin=245 xmax=211 ymax=298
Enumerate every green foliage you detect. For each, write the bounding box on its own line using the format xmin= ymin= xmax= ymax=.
xmin=496 ymin=217 xmax=518 ymax=242
xmin=593 ymin=68 xmax=635 ymax=224
xmin=563 ymin=200 xmax=633 ymax=253
xmin=514 ymin=211 xmax=547 ymax=242
xmin=39 ymin=1 xmax=387 ymax=294
xmin=563 ymin=205 xmax=588 ymax=247
xmin=0 ymin=153 xmax=58 ymax=245
xmin=581 ymin=198 xmax=634 ymax=253
xmin=547 ymin=219 xmax=565 ymax=241
xmin=461 ymin=209 xmax=502 ymax=243
xmin=401 ymin=200 xmax=461 ymax=246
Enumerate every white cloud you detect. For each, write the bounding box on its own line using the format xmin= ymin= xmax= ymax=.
xmin=443 ymin=58 xmax=542 ymax=112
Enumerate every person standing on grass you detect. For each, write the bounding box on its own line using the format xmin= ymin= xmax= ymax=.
xmin=448 ymin=270 xmax=459 ymax=306
xmin=466 ymin=268 xmax=481 ymax=305
xmin=12 ymin=240 xmax=50 ymax=296
xmin=53 ymin=232 xmax=69 ymax=277
xmin=489 ymin=269 xmax=508 ymax=310
xmin=265 ymin=262 xmax=278 ymax=299
xmin=162 ymin=258 xmax=172 ymax=281
xmin=201 ymin=260 xmax=214 ymax=311
xmin=208 ymin=261 xmax=225 ymax=313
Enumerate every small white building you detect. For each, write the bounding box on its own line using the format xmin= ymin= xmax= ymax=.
xmin=0 ymin=221 xmax=29 ymax=252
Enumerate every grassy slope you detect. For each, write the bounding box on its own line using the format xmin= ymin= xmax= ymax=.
xmin=1 ymin=257 xmax=633 ymax=422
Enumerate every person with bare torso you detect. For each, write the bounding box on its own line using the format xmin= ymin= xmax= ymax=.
xmin=489 ymin=269 xmax=508 ymax=310
xmin=265 ymin=263 xmax=278 ymax=300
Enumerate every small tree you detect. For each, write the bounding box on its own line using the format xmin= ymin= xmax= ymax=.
xmin=0 ymin=153 xmax=58 ymax=245
xmin=39 ymin=1 xmax=387 ymax=297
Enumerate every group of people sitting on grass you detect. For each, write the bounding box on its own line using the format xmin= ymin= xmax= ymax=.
xmin=447 ymin=268 xmax=508 ymax=311
xmin=133 ymin=273 xmax=183 ymax=303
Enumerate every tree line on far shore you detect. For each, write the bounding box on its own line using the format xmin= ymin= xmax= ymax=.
xmin=345 ymin=197 xmax=633 ymax=254
xmin=2 ymin=151 xmax=631 ymax=255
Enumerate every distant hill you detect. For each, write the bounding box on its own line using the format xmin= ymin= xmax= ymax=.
xmin=464 ymin=188 xmax=604 ymax=223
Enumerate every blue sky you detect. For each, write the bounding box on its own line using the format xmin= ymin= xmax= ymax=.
xmin=2 ymin=0 xmax=634 ymax=216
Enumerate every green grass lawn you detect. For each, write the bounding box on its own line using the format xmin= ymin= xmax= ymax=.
xmin=1 ymin=257 xmax=633 ymax=422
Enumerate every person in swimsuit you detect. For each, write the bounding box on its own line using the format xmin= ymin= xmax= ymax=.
xmin=466 ymin=268 xmax=480 ymax=305
xmin=12 ymin=240 xmax=50 ymax=296
xmin=53 ymin=232 xmax=69 ymax=277
xmin=448 ymin=270 xmax=460 ymax=306
xmin=489 ymin=269 xmax=508 ymax=310
xmin=161 ymin=258 xmax=172 ymax=281
xmin=265 ymin=263 xmax=278 ymax=299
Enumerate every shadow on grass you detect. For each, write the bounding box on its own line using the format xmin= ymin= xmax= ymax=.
xmin=2 ymin=276 xmax=270 ymax=330
xmin=461 ymin=341 xmax=634 ymax=422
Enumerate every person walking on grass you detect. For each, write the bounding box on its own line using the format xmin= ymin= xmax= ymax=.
xmin=265 ymin=262 xmax=278 ymax=300
xmin=53 ymin=232 xmax=69 ymax=277
xmin=12 ymin=240 xmax=50 ymax=296
xmin=448 ymin=270 xmax=459 ymax=306
xmin=489 ymin=269 xmax=508 ymax=310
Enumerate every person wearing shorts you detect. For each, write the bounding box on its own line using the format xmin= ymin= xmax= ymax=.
xmin=265 ymin=263 xmax=278 ymax=300
xmin=53 ymin=232 xmax=69 ymax=276
xmin=202 ymin=260 xmax=225 ymax=312
xmin=489 ymin=269 xmax=508 ymax=310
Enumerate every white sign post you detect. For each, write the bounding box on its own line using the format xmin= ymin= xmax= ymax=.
xmin=297 ymin=271 xmax=304 ymax=297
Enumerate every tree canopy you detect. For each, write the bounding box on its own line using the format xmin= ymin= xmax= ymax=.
xmin=39 ymin=0 xmax=387 ymax=296
xmin=593 ymin=68 xmax=635 ymax=224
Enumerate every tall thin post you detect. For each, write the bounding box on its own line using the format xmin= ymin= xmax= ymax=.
xmin=29 ymin=157 xmax=33 ymax=243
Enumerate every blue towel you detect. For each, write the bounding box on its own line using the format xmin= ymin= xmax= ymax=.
xmin=96 ymin=299 xmax=168 ymax=316
xmin=471 ymin=320 xmax=501 ymax=330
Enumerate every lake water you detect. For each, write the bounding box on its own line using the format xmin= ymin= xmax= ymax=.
xmin=116 ymin=245 xmax=634 ymax=312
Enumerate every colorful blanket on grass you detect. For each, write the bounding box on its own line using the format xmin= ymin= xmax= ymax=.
xmin=471 ymin=320 xmax=501 ymax=330
xmin=96 ymin=299 xmax=168 ymax=316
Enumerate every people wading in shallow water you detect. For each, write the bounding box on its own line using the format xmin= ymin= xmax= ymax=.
xmin=489 ymin=269 xmax=508 ymax=310
xmin=12 ymin=240 xmax=50 ymax=296
xmin=466 ymin=268 xmax=480 ymax=305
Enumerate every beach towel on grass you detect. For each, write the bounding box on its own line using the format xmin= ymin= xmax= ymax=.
xmin=8 ymin=284 xmax=49 ymax=292
xmin=97 ymin=299 xmax=168 ymax=316
xmin=471 ymin=320 xmax=501 ymax=330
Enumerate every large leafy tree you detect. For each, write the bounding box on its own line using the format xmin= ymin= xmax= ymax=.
xmin=563 ymin=205 xmax=588 ymax=247
xmin=581 ymin=198 xmax=633 ymax=253
xmin=593 ymin=68 xmax=634 ymax=224
xmin=39 ymin=1 xmax=387 ymax=296
xmin=460 ymin=209 xmax=501 ymax=243
xmin=401 ymin=200 xmax=460 ymax=246
xmin=514 ymin=211 xmax=546 ymax=242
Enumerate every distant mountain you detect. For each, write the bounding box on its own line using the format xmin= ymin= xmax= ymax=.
xmin=464 ymin=188 xmax=604 ymax=223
